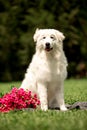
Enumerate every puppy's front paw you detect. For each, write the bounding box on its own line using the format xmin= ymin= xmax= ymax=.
xmin=60 ymin=105 xmax=68 ymax=111
xmin=41 ymin=105 xmax=48 ymax=111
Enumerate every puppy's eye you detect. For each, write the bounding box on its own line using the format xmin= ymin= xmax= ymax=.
xmin=43 ymin=36 xmax=46 ymax=39
xmin=50 ymin=36 xmax=54 ymax=39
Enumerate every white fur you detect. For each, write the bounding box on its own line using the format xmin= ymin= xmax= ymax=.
xmin=20 ymin=29 xmax=68 ymax=111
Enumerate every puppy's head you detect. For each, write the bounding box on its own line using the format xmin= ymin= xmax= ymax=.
xmin=33 ymin=28 xmax=65 ymax=52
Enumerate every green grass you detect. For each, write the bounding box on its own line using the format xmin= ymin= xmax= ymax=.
xmin=0 ymin=79 xmax=87 ymax=130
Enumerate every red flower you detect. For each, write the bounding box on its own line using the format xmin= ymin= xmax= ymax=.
xmin=0 ymin=87 xmax=40 ymax=113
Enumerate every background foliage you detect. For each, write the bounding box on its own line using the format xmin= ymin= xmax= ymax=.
xmin=0 ymin=0 xmax=87 ymax=81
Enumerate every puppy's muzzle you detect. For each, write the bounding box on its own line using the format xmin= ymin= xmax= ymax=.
xmin=45 ymin=42 xmax=53 ymax=51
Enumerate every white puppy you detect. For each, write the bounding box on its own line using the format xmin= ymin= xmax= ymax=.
xmin=20 ymin=29 xmax=68 ymax=111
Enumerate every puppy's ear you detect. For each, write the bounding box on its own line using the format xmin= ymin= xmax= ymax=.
xmin=55 ymin=30 xmax=65 ymax=42
xmin=33 ymin=28 xmax=40 ymax=42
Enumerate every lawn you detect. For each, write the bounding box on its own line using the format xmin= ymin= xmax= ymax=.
xmin=0 ymin=79 xmax=87 ymax=130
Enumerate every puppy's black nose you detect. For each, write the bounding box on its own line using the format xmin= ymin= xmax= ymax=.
xmin=46 ymin=42 xmax=50 ymax=47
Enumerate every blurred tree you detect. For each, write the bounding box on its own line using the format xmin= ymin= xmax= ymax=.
xmin=0 ymin=0 xmax=87 ymax=81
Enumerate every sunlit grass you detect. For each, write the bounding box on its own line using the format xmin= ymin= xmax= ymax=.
xmin=0 ymin=79 xmax=87 ymax=130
